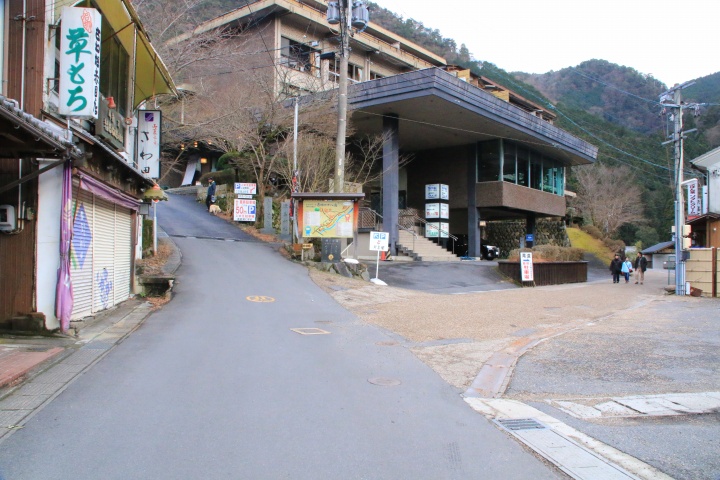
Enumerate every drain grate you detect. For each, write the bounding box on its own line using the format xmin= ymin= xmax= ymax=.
xmin=290 ymin=328 xmax=330 ymax=335
xmin=495 ymin=418 xmax=547 ymax=431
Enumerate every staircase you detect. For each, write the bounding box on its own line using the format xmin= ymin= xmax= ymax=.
xmin=396 ymin=230 xmax=460 ymax=262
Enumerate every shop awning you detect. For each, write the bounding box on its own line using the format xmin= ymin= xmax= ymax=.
xmin=0 ymin=94 xmax=81 ymax=159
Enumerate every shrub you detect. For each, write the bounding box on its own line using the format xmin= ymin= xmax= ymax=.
xmin=199 ymin=168 xmax=235 ymax=187
xmin=581 ymin=224 xmax=603 ymax=239
xmin=603 ymin=237 xmax=626 ymax=254
xmin=507 ymin=245 xmax=585 ymax=262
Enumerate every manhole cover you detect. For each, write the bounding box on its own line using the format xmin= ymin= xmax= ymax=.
xmin=314 ymin=320 xmax=333 ymax=325
xmin=495 ymin=418 xmax=546 ymax=431
xmin=375 ymin=341 xmax=398 ymax=346
xmin=290 ymin=328 xmax=330 ymax=335
xmin=368 ymin=377 xmax=402 ymax=386
xmin=247 ymin=296 xmax=275 ymax=303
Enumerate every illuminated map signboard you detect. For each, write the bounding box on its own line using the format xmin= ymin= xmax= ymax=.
xmin=302 ymin=200 xmax=355 ymax=238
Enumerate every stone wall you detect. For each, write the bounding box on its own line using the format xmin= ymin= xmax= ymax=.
xmin=487 ymin=219 xmax=570 ymax=258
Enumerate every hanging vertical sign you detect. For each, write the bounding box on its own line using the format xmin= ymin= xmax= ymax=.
xmin=136 ymin=111 xmax=162 ymax=178
xmin=686 ymin=179 xmax=700 ymax=216
xmin=59 ymin=7 xmax=101 ymax=119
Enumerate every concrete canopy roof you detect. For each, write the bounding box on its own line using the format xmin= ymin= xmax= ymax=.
xmin=348 ymin=69 xmax=598 ymax=166
xmin=690 ymin=146 xmax=720 ymax=170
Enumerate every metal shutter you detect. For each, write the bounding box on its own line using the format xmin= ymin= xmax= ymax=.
xmin=113 ymin=206 xmax=133 ymax=304
xmin=92 ymin=197 xmax=116 ymax=312
xmin=71 ymin=186 xmax=94 ymax=318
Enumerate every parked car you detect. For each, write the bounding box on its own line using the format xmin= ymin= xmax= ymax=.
xmin=481 ymin=244 xmax=500 ymax=260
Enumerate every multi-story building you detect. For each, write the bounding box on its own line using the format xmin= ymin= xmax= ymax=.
xmin=0 ymin=0 xmax=175 ymax=331
xmin=170 ymin=0 xmax=598 ymax=258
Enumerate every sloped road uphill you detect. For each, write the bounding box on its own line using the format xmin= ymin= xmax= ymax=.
xmin=0 ymin=193 xmax=563 ymax=479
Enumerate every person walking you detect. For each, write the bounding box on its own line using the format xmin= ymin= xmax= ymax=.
xmin=205 ymin=178 xmax=216 ymax=211
xmin=634 ymin=252 xmax=648 ymax=284
xmin=621 ymin=256 xmax=633 ymax=283
xmin=609 ymin=254 xmax=623 ymax=284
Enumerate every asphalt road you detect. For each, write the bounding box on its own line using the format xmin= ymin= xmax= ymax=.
xmin=507 ymin=294 xmax=720 ymax=480
xmin=0 ymin=193 xmax=563 ymax=479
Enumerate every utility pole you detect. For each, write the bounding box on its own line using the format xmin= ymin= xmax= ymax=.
xmin=659 ymin=81 xmax=699 ymax=296
xmin=328 ymin=1 xmax=368 ymax=193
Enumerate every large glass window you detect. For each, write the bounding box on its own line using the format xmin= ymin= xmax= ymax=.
xmin=516 ymin=146 xmax=529 ymax=187
xmin=542 ymin=159 xmax=555 ymax=193
xmin=529 ymin=151 xmax=542 ymax=190
xmin=480 ymin=139 xmax=565 ymax=195
xmin=100 ymin=16 xmax=129 ymax=115
xmin=477 ymin=140 xmax=501 ymax=182
xmin=502 ymin=141 xmax=516 ymax=183
xmin=280 ymin=37 xmax=319 ymax=74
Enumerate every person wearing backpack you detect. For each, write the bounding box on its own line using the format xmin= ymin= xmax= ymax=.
xmin=634 ymin=252 xmax=648 ymax=284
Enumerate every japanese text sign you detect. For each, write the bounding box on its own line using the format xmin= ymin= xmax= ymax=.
xmin=136 ymin=111 xmax=161 ymax=178
xmin=234 ymin=199 xmax=257 ymax=222
xmin=369 ymin=231 xmax=389 ymax=251
xmin=234 ymin=183 xmax=257 ymax=195
xmin=59 ymin=7 xmax=101 ymax=119
xmin=686 ymin=179 xmax=700 ymax=216
xmin=520 ymin=252 xmax=534 ymax=282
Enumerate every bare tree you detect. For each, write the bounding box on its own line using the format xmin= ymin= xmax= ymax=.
xmin=571 ymin=163 xmax=645 ymax=236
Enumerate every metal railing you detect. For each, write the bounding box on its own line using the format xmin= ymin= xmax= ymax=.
xmin=359 ymin=207 xmax=382 ymax=229
xmin=399 ymin=209 xmax=458 ymax=254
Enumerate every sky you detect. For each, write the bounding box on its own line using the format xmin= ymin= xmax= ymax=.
xmin=372 ymin=0 xmax=720 ymax=87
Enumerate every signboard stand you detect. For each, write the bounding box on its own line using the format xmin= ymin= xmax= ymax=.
xmin=369 ymin=231 xmax=389 ymax=285
xmin=520 ymin=251 xmax=535 ymax=287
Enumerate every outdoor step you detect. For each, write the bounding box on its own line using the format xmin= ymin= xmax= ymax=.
xmin=416 ymin=255 xmax=461 ymax=262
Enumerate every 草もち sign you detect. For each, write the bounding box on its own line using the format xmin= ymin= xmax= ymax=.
xmin=59 ymin=7 xmax=101 ymax=119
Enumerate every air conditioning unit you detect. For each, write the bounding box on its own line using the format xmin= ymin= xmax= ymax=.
xmin=0 ymin=205 xmax=16 ymax=232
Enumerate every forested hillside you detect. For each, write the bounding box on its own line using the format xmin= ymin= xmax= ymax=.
xmin=136 ymin=0 xmax=720 ymax=247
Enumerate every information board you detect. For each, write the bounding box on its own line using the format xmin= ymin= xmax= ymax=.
xmin=302 ymin=200 xmax=354 ymax=238
xmin=234 ymin=183 xmax=257 ymax=195
xmin=234 ymin=199 xmax=257 ymax=222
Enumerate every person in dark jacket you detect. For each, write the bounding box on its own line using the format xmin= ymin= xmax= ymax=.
xmin=609 ymin=254 xmax=623 ymax=284
xmin=205 ymin=178 xmax=216 ymax=211
xmin=634 ymin=252 xmax=648 ymax=284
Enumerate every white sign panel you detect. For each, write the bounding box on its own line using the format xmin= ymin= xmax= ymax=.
xmin=439 ymin=222 xmax=449 ymax=238
xmin=59 ymin=7 xmax=101 ymax=119
xmin=425 ymin=203 xmax=440 ymax=219
xmin=520 ymin=252 xmax=534 ymax=282
xmin=369 ymin=231 xmax=389 ymax=251
xmin=686 ymin=179 xmax=700 ymax=216
xmin=136 ymin=110 xmax=161 ymax=178
xmin=425 ymin=222 xmax=439 ymax=238
xmin=234 ymin=183 xmax=257 ymax=195
xmin=234 ymin=199 xmax=257 ymax=222
xmin=440 ymin=203 xmax=449 ymax=219
xmin=425 ymin=184 xmax=449 ymax=200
